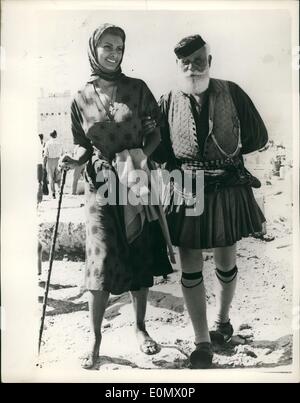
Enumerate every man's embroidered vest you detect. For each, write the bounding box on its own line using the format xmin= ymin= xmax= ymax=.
xmin=167 ymin=78 xmax=242 ymax=162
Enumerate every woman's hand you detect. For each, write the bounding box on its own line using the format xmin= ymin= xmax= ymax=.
xmin=112 ymin=103 xmax=132 ymax=123
xmin=59 ymin=154 xmax=79 ymax=171
xmin=142 ymin=116 xmax=157 ymax=136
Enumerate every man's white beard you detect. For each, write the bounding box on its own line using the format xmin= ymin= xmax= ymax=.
xmin=177 ymin=70 xmax=210 ymax=95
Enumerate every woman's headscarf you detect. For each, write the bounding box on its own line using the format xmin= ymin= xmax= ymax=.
xmin=88 ymin=23 xmax=126 ymax=82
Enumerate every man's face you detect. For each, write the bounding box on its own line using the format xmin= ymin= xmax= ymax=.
xmin=177 ymin=47 xmax=210 ymax=77
xmin=176 ymin=46 xmax=211 ymax=94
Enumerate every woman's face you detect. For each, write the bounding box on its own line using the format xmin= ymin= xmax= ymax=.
xmin=96 ymin=32 xmax=124 ymax=72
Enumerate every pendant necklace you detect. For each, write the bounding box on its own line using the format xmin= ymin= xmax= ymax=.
xmin=93 ymin=83 xmax=117 ymax=121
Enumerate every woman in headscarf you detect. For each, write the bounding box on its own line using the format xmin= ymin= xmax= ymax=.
xmin=61 ymin=24 xmax=172 ymax=369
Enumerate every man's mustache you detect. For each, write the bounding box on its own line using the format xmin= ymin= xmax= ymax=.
xmin=184 ymin=69 xmax=209 ymax=77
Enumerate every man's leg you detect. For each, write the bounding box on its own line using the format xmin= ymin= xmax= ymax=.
xmin=53 ymin=158 xmax=61 ymax=188
xmin=130 ymin=288 xmax=158 ymax=354
xmin=179 ymin=247 xmax=210 ymax=344
xmin=179 ymin=247 xmax=212 ymax=368
xmin=47 ymin=159 xmax=56 ymax=197
xmin=211 ymin=244 xmax=237 ymax=342
xmin=81 ymin=290 xmax=110 ymax=369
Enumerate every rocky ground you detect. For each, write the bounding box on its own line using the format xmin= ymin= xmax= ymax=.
xmin=37 ymin=161 xmax=295 ymax=375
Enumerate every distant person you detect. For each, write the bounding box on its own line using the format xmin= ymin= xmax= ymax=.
xmin=37 ymin=134 xmax=45 ymax=275
xmin=43 ymin=130 xmax=63 ymax=198
xmin=38 ymin=133 xmax=44 ymax=150
xmin=271 ymin=155 xmax=282 ymax=176
xmin=38 ymin=134 xmax=49 ymax=196
xmin=37 ymin=134 xmax=44 ymax=203
xmin=38 ymin=241 xmax=43 ymax=276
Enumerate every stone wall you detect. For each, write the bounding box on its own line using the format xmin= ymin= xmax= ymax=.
xmin=39 ymin=221 xmax=86 ymax=261
xmin=38 ymin=194 xmax=86 ymax=261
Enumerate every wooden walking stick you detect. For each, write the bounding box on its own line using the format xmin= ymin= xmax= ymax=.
xmin=38 ymin=169 xmax=67 ymax=353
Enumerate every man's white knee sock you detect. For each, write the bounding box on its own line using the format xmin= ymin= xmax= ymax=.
xmin=181 ymin=271 xmax=210 ymax=344
xmin=215 ymin=266 xmax=238 ymax=324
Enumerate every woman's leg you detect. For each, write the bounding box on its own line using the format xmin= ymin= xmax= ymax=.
xmin=82 ymin=290 xmax=110 ymax=368
xmin=213 ymin=244 xmax=237 ymax=325
xmin=130 ymin=288 xmax=158 ymax=354
xmin=179 ymin=247 xmax=210 ymax=345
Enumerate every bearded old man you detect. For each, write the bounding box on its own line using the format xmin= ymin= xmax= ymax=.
xmin=152 ymin=35 xmax=268 ymax=369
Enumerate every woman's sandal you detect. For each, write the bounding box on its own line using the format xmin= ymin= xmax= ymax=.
xmin=190 ymin=342 xmax=213 ymax=369
xmin=80 ymin=352 xmax=98 ymax=369
xmin=139 ymin=338 xmax=160 ymax=355
xmin=136 ymin=328 xmax=160 ymax=355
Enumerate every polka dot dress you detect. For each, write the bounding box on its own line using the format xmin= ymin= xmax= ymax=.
xmin=71 ymin=75 xmax=173 ymax=294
